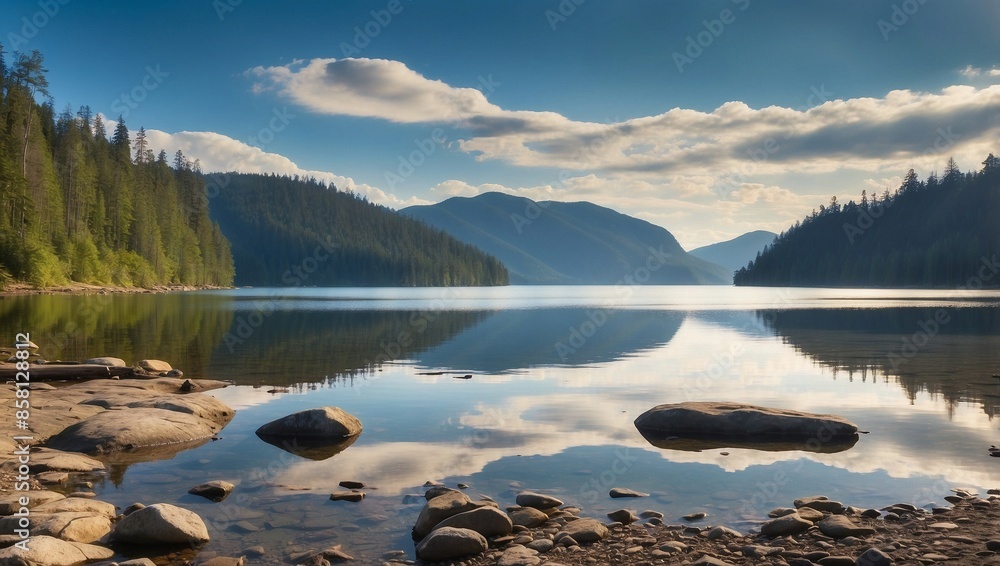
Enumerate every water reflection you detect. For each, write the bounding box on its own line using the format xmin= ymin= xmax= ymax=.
xmin=753 ymin=308 xmax=1000 ymax=415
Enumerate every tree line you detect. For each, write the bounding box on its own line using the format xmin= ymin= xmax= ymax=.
xmin=734 ymin=156 xmax=1000 ymax=287
xmin=0 ymin=45 xmax=234 ymax=288
xmin=211 ymin=172 xmax=510 ymax=287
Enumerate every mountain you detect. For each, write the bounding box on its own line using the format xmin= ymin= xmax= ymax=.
xmin=735 ymin=157 xmax=1000 ymax=287
xmin=210 ymin=173 xmax=508 ymax=287
xmin=403 ymin=192 xmax=730 ymax=285
xmin=689 ymin=230 xmax=776 ymax=276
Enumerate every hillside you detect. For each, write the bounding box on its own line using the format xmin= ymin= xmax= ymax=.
xmin=689 ymin=230 xmax=776 ymax=276
xmin=403 ymin=192 xmax=729 ymax=285
xmin=734 ymin=157 xmax=1000 ymax=287
xmin=210 ymin=173 xmax=508 ymax=286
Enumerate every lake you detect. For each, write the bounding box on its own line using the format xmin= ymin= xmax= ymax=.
xmin=4 ymin=285 xmax=1000 ymax=563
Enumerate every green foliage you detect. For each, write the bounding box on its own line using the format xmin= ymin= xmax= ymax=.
xmin=212 ymin=173 xmax=509 ymax=286
xmin=735 ymin=158 xmax=1000 ymax=288
xmin=0 ymin=46 xmax=234 ymax=289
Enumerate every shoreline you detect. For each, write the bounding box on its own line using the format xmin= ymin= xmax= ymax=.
xmin=0 ymin=282 xmax=232 ymax=296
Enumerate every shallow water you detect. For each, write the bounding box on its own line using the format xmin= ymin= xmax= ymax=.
xmin=4 ymin=285 xmax=1000 ymax=563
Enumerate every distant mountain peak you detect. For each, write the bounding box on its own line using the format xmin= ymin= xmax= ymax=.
xmin=404 ymin=193 xmax=728 ymax=285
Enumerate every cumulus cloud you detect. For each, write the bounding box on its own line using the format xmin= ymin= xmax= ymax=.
xmin=249 ymin=57 xmax=1000 ymax=181
xmin=140 ymin=129 xmax=428 ymax=208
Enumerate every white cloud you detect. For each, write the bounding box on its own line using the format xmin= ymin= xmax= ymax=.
xmin=249 ymin=58 xmax=1000 ymax=181
xmin=140 ymin=129 xmax=428 ymax=208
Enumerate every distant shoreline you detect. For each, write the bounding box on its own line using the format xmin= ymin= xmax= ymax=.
xmin=0 ymin=282 xmax=232 ymax=297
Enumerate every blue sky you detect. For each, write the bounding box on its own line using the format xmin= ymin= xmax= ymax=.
xmin=4 ymin=0 xmax=1000 ymax=247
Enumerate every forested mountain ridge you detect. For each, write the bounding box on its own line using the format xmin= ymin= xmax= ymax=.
xmin=734 ymin=157 xmax=1000 ymax=288
xmin=210 ymin=173 xmax=509 ymax=287
xmin=403 ymin=192 xmax=730 ymax=285
xmin=0 ymin=46 xmax=234 ymax=289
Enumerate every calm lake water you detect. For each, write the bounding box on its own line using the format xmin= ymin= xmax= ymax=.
xmin=4 ymin=285 xmax=1000 ymax=563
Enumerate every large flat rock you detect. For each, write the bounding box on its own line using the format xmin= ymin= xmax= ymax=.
xmin=634 ymin=402 xmax=859 ymax=445
xmin=45 ymin=405 xmax=230 ymax=454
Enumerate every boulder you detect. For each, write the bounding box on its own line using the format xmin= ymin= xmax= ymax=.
xmin=83 ymin=357 xmax=127 ymax=367
xmin=706 ymin=525 xmax=742 ymax=540
xmin=109 ymin=503 xmax=209 ymax=545
xmin=634 ymin=402 xmax=859 ymax=444
xmin=556 ymin=518 xmax=608 ymax=543
xmin=138 ymin=359 xmax=172 ymax=372
xmin=433 ymin=506 xmax=513 ymax=538
xmin=760 ymin=513 xmax=812 ymax=537
xmin=415 ymin=527 xmax=487 ymax=562
xmin=0 ymin=535 xmax=114 ymax=565
xmin=856 ymin=547 xmax=893 ymax=566
xmin=46 ymin=406 xmax=230 ymax=454
xmin=816 ymin=515 xmax=875 ymax=538
xmin=510 ymin=506 xmax=549 ymax=528
xmin=413 ymin=491 xmax=483 ymax=540
xmin=256 ymin=407 xmax=362 ymax=438
xmin=515 ymin=491 xmax=563 ymax=510
xmin=189 ymin=480 xmax=235 ymax=502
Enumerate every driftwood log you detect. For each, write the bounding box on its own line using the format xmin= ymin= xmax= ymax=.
xmin=0 ymin=364 xmax=137 ymax=381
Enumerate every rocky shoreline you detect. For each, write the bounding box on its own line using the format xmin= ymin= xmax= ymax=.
xmin=406 ymin=487 xmax=1000 ymax=566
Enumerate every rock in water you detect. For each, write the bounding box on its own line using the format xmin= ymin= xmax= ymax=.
xmin=412 ymin=491 xmax=483 ymax=540
xmin=46 ymin=405 xmax=232 ymax=454
xmin=415 ymin=527 xmax=487 ymax=562
xmin=515 ymin=491 xmax=563 ymax=509
xmin=255 ymin=407 xmax=362 ymax=438
xmin=188 ymin=480 xmax=235 ymax=502
xmin=634 ymin=402 xmax=858 ymax=441
xmin=610 ymin=487 xmax=648 ymax=498
xmin=110 ymin=503 xmax=210 ymax=545
xmin=607 ymin=509 xmax=639 ymax=524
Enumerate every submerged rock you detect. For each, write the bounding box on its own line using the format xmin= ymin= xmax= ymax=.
xmin=515 ymin=491 xmax=564 ymax=510
xmin=189 ymin=480 xmax=235 ymax=502
xmin=634 ymin=402 xmax=859 ymax=446
xmin=46 ymin=405 xmax=231 ymax=454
